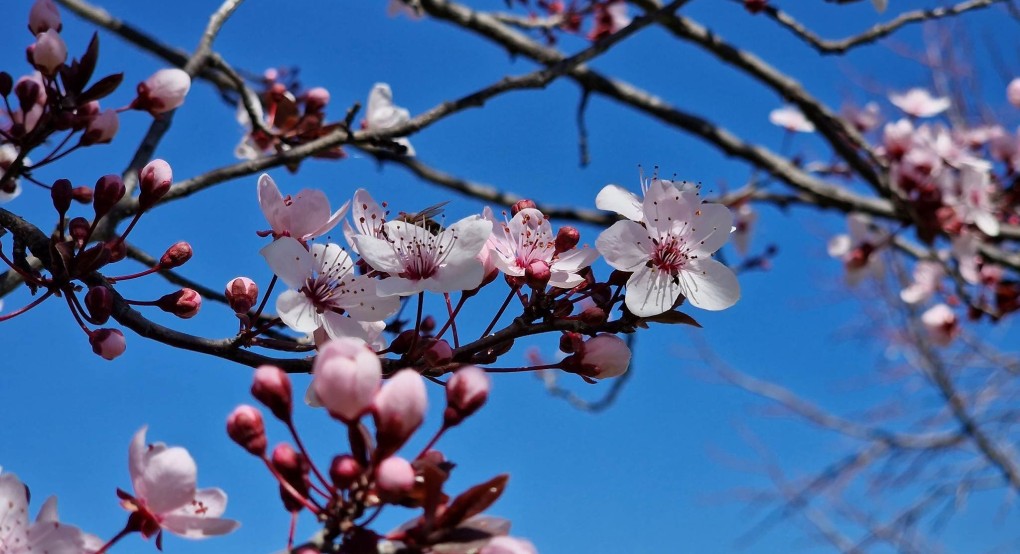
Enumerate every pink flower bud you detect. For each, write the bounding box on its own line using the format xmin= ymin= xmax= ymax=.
xmin=50 ymin=178 xmax=72 ymax=215
xmin=525 ymin=259 xmax=551 ymax=289
xmin=138 ymin=159 xmax=172 ymax=209
xmin=511 ymin=199 xmax=537 ymax=215
xmin=85 ymin=285 xmax=113 ymax=324
xmin=132 ymin=68 xmax=191 ymax=115
xmin=554 ymin=226 xmax=580 ymax=253
xmin=81 ymin=109 xmax=118 ymax=145
xmin=89 ymin=328 xmax=125 ymax=360
xmin=444 ymin=365 xmax=490 ymax=427
xmin=374 ymin=456 xmax=415 ymax=499
xmin=252 ymin=365 xmax=292 ymax=422
xmin=71 ymin=186 xmax=92 ymax=204
xmin=329 ymin=454 xmax=362 ymax=489
xmin=28 ymin=0 xmax=61 ymax=35
xmin=159 ymin=241 xmax=192 ymax=268
xmin=92 ymin=174 xmax=125 ymax=218
xmin=305 ymin=87 xmax=330 ymax=111
xmin=312 ymin=338 xmax=382 ymax=422
xmin=578 ymin=305 xmax=607 ymax=326
xmin=31 ymin=30 xmax=66 ymax=75
xmin=1009 ymin=78 xmax=1020 ymax=109
xmin=226 ymin=405 xmax=267 ymax=456
xmin=481 ymin=536 xmax=538 ymax=554
xmin=373 ymin=369 xmax=427 ymax=458
xmin=225 ymin=277 xmax=259 ymax=314
xmin=580 ymin=334 xmax=631 ymax=379
xmin=424 ymin=339 xmax=453 ymax=368
xmin=157 ymin=288 xmax=201 ymax=319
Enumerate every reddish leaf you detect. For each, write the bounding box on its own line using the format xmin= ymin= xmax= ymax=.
xmin=435 ymin=474 xmax=509 ymax=531
xmin=78 ymin=73 xmax=123 ymax=105
xmin=642 ymin=309 xmax=702 ymax=327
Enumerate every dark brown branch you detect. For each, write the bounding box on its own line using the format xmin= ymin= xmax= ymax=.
xmin=762 ymin=0 xmax=1005 ymax=55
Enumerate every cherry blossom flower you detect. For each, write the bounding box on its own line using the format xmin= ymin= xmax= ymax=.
xmin=484 ymin=207 xmax=598 ymax=289
xmin=260 ymin=236 xmax=399 ymax=339
xmin=354 ymin=215 xmax=493 ymax=296
xmin=0 ymin=470 xmax=100 ymax=553
xmin=921 ymin=303 xmax=959 ymax=346
xmin=257 ymin=174 xmax=349 ymax=241
xmin=889 ymin=88 xmax=950 ymax=118
xmin=365 ymin=83 xmax=415 ymax=156
xmin=595 ymin=179 xmax=740 ymax=315
xmin=343 ymin=188 xmax=389 ymax=254
xmin=900 ymin=260 xmax=944 ymax=304
xmin=119 ymin=427 xmax=239 ymax=543
xmin=768 ymin=105 xmax=815 ymax=133
xmin=827 ymin=214 xmax=886 ymax=285
xmin=944 ymin=160 xmax=1000 ymax=237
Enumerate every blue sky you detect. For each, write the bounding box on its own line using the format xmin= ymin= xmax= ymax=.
xmin=1 ymin=1 xmax=1019 ymax=552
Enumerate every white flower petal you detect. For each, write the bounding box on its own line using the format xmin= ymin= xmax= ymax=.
xmin=354 ymin=235 xmax=405 ymax=274
xmin=595 ymin=220 xmax=651 ymax=271
xmin=679 ymin=258 xmax=740 ymax=311
xmin=260 ymin=237 xmax=314 ymax=290
xmin=595 ymin=184 xmax=643 ymax=220
xmin=276 ymin=289 xmax=322 ymax=333
xmin=624 ymin=264 xmax=683 ymax=317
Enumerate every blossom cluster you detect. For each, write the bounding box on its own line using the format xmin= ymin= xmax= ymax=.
xmin=240 ymin=172 xmax=739 ymax=381
xmin=770 ymin=82 xmax=1020 ymax=345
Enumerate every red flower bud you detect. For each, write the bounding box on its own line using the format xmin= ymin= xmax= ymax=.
xmin=225 ymin=277 xmax=259 ymax=315
xmin=226 ymin=405 xmax=267 ymax=456
xmin=105 ymin=238 xmax=126 ymax=263
xmin=92 ymin=174 xmax=125 ymax=218
xmin=71 ymin=186 xmax=93 ymax=204
xmin=423 ymin=339 xmax=453 ymax=368
xmin=50 ymin=178 xmax=72 ymax=215
xmin=329 ymin=454 xmax=362 ymax=489
xmin=511 ymin=199 xmax=537 ymax=215
xmin=156 ymin=288 xmax=201 ymax=319
xmin=271 ymin=443 xmax=309 ymax=512
xmin=159 ymin=241 xmax=192 ymax=268
xmin=85 ymin=285 xmax=113 ymax=324
xmin=554 ymin=226 xmax=580 ymax=254
xmin=252 ymin=365 xmax=292 ymax=422
xmin=68 ymin=217 xmax=90 ymax=245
